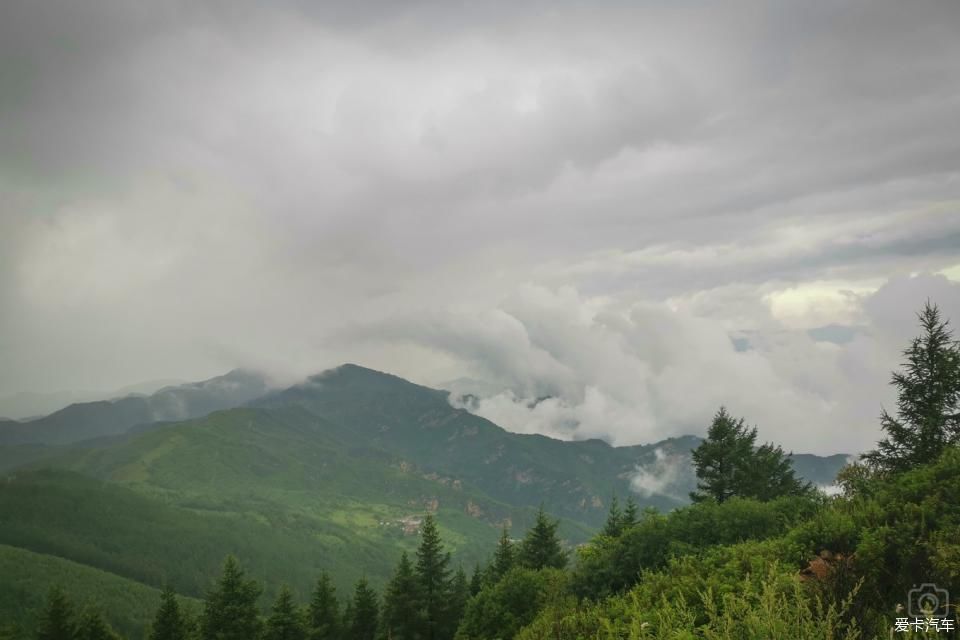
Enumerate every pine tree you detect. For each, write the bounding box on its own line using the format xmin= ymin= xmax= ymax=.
xmin=347 ymin=579 xmax=378 ymax=640
xmin=75 ymin=610 xmax=119 ymax=640
xmin=307 ymin=572 xmax=341 ymax=640
xmin=468 ymin=563 xmax=484 ymax=597
xmin=864 ymin=302 xmax=960 ymax=473
xmin=150 ymin=585 xmax=187 ymax=640
xmin=517 ymin=506 xmax=567 ymax=570
xmin=341 ymin=603 xmax=354 ymax=638
xmin=446 ymin=565 xmax=470 ymax=635
xmin=489 ymin=525 xmax=515 ymax=580
xmin=265 ymin=586 xmax=306 ymax=640
xmin=199 ymin=556 xmax=263 ymax=640
xmin=690 ymin=407 xmax=756 ymax=503
xmin=742 ymin=442 xmax=813 ymax=500
xmin=414 ymin=515 xmax=451 ymax=640
xmin=36 ymin=586 xmax=75 ymax=640
xmin=621 ymin=495 xmax=639 ymax=529
xmin=601 ymin=496 xmax=623 ymax=537
xmin=691 ymin=407 xmax=810 ymax=502
xmin=380 ymin=552 xmax=422 ymax=640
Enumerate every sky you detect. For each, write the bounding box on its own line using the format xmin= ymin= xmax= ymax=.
xmin=1 ymin=1 xmax=959 ymax=454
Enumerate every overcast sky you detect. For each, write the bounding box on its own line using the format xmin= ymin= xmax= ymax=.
xmin=2 ymin=1 xmax=959 ymax=453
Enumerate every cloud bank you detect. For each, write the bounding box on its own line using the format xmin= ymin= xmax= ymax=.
xmin=1 ymin=1 xmax=959 ymax=453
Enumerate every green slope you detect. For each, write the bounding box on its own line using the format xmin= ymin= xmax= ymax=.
xmin=0 ymin=543 xmax=200 ymax=639
xmin=254 ymin=365 xmax=846 ymax=523
xmin=3 ymin=408 xmax=582 ymax=601
xmin=0 ymin=363 xmax=848 ymax=638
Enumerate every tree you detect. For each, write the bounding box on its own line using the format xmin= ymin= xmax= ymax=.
xmin=380 ymin=552 xmax=422 ymax=640
xmin=621 ymin=496 xmax=639 ymax=529
xmin=518 ymin=506 xmax=567 ymax=570
xmin=414 ymin=515 xmax=451 ymax=640
xmin=455 ymin=568 xmax=569 ymax=640
xmin=447 ymin=566 xmax=470 ymax=635
xmin=742 ymin=442 xmax=813 ymax=501
xmin=265 ymin=586 xmax=306 ymax=640
xmin=601 ymin=496 xmax=623 ymax=537
xmin=690 ymin=407 xmax=756 ymax=503
xmin=150 ymin=585 xmax=188 ymax=640
xmin=468 ymin=564 xmax=484 ymax=597
xmin=199 ymin=556 xmax=263 ymax=640
xmin=864 ymin=302 xmax=960 ymax=473
xmin=489 ymin=526 xmax=515 ymax=581
xmin=690 ymin=407 xmax=809 ymax=503
xmin=36 ymin=586 xmax=75 ymax=640
xmin=307 ymin=572 xmax=341 ymax=640
xmin=75 ymin=610 xmax=119 ymax=640
xmin=347 ymin=579 xmax=378 ymax=640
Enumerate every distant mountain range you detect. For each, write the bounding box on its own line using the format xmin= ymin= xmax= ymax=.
xmin=0 ymin=369 xmax=269 ymax=445
xmin=0 ymin=364 xmax=849 ymax=635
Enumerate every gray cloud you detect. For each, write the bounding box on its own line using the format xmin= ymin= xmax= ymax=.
xmin=1 ymin=1 xmax=959 ymax=454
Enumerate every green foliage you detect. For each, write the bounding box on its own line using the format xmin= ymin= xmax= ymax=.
xmin=265 ymin=586 xmax=306 ymax=640
xmin=691 ymin=407 xmax=811 ymax=503
xmin=346 ymin=579 xmax=378 ymax=640
xmin=455 ymin=568 xmax=570 ymax=640
xmin=448 ymin=566 xmax=470 ymax=635
xmin=75 ymin=609 xmax=121 ymax=640
xmin=690 ymin=407 xmax=755 ymax=503
xmin=519 ymin=568 xmax=862 ymax=640
xmin=380 ymin=552 xmax=421 ymax=640
xmin=150 ymin=585 xmax=188 ymax=640
xmin=415 ymin=516 xmax=452 ymax=640
xmin=572 ymin=495 xmax=819 ymax=598
xmin=468 ymin=564 xmax=483 ymax=597
xmin=489 ymin=526 xmax=515 ymax=581
xmin=0 ymin=543 xmax=198 ymax=639
xmin=36 ymin=586 xmax=76 ymax=640
xmin=199 ymin=556 xmax=262 ymax=640
xmin=306 ymin=572 xmax=341 ymax=640
xmin=863 ymin=302 xmax=960 ymax=473
xmin=518 ymin=507 xmax=567 ymax=571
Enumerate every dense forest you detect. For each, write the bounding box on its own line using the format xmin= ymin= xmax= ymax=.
xmin=13 ymin=302 xmax=960 ymax=639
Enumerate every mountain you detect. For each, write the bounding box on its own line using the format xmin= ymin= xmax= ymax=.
xmin=252 ymin=364 xmax=844 ymax=522
xmin=0 ymin=363 xmax=850 ymax=636
xmin=0 ymin=369 xmax=270 ymax=446
xmin=0 ymin=378 xmax=185 ymax=420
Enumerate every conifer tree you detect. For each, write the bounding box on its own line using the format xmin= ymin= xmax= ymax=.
xmin=601 ymin=496 xmax=623 ymax=537
xmin=199 ymin=556 xmax=263 ymax=640
xmin=414 ymin=515 xmax=451 ymax=640
xmin=36 ymin=586 xmax=75 ymax=640
xmin=447 ymin=566 xmax=470 ymax=634
xmin=346 ymin=579 xmax=378 ymax=640
xmin=742 ymin=442 xmax=813 ymax=500
xmin=341 ymin=603 xmax=354 ymax=638
xmin=691 ymin=407 xmax=810 ymax=502
xmin=864 ymin=302 xmax=960 ymax=473
xmin=690 ymin=407 xmax=756 ymax=503
xmin=307 ymin=572 xmax=341 ymax=640
xmin=75 ymin=610 xmax=119 ymax=640
xmin=265 ymin=586 xmax=306 ymax=640
xmin=518 ymin=506 xmax=567 ymax=570
xmin=150 ymin=585 xmax=187 ymax=640
xmin=380 ymin=552 xmax=422 ymax=640
xmin=468 ymin=563 xmax=484 ymax=597
xmin=489 ymin=525 xmax=515 ymax=580
xmin=621 ymin=496 xmax=639 ymax=529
